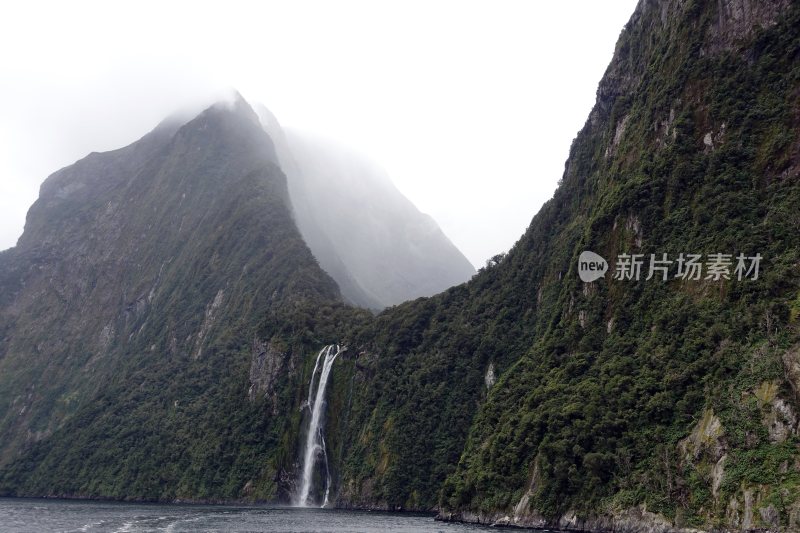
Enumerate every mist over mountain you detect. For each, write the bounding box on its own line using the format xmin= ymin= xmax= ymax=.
xmin=255 ymin=105 xmax=476 ymax=309
xmin=0 ymin=97 xmax=350 ymax=480
xmin=0 ymin=93 xmax=475 ymax=501
xmin=1 ymin=1 xmax=800 ymax=532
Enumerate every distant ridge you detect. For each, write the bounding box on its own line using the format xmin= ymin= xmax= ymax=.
xmin=255 ymin=104 xmax=476 ymax=309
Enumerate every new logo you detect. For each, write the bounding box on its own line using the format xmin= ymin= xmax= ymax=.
xmin=578 ymin=251 xmax=608 ymax=282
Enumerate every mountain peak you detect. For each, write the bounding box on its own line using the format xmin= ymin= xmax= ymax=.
xmin=209 ymin=89 xmax=259 ymax=121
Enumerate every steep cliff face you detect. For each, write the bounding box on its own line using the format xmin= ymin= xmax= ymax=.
xmin=1 ymin=0 xmax=799 ymax=529
xmin=322 ymin=0 xmax=800 ymax=530
xmin=0 ymin=96 xmax=365 ymax=500
xmin=255 ymin=105 xmax=476 ymax=309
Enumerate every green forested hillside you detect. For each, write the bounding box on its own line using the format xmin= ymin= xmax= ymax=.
xmin=330 ymin=0 xmax=800 ymax=529
xmin=0 ymin=98 xmax=369 ymax=501
xmin=1 ymin=0 xmax=800 ymax=531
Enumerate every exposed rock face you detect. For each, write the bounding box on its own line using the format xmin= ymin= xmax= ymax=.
xmin=703 ymin=0 xmax=793 ymax=54
xmin=439 ymin=507 xmax=702 ymax=533
xmin=248 ymin=338 xmax=286 ymax=413
xmin=484 ymin=363 xmax=496 ymax=389
xmin=679 ymin=409 xmax=726 ymax=463
xmin=194 ymin=289 xmax=225 ymax=358
xmin=782 ymin=344 xmax=800 ymax=400
xmin=511 ymin=454 xmax=542 ymax=524
xmin=711 ymin=455 xmax=727 ymax=500
xmin=755 ymin=380 xmax=799 ymax=443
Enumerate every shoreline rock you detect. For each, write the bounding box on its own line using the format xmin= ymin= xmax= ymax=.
xmin=436 ymin=507 xmax=712 ymax=533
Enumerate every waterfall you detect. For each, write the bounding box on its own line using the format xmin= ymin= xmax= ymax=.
xmin=296 ymin=344 xmax=341 ymax=507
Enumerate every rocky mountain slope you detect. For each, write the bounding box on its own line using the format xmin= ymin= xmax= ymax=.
xmin=0 ymin=96 xmax=368 ymax=500
xmin=324 ymin=0 xmax=800 ymax=530
xmin=0 ymin=89 xmax=474 ymax=502
xmin=2 ymin=0 xmax=800 ymax=531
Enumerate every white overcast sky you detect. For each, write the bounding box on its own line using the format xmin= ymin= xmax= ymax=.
xmin=0 ymin=0 xmax=638 ymax=268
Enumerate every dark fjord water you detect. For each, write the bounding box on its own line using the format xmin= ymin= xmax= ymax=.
xmin=0 ymin=498 xmax=544 ymax=533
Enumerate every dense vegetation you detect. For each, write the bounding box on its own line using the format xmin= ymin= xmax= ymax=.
xmin=330 ymin=0 xmax=800 ymax=529
xmin=0 ymin=101 xmax=369 ymax=501
xmin=1 ymin=0 xmax=800 ymax=531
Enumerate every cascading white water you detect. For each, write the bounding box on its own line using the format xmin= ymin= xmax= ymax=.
xmin=296 ymin=344 xmax=341 ymax=507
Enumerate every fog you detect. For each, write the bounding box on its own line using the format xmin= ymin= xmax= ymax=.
xmin=0 ymin=0 xmax=638 ymax=267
